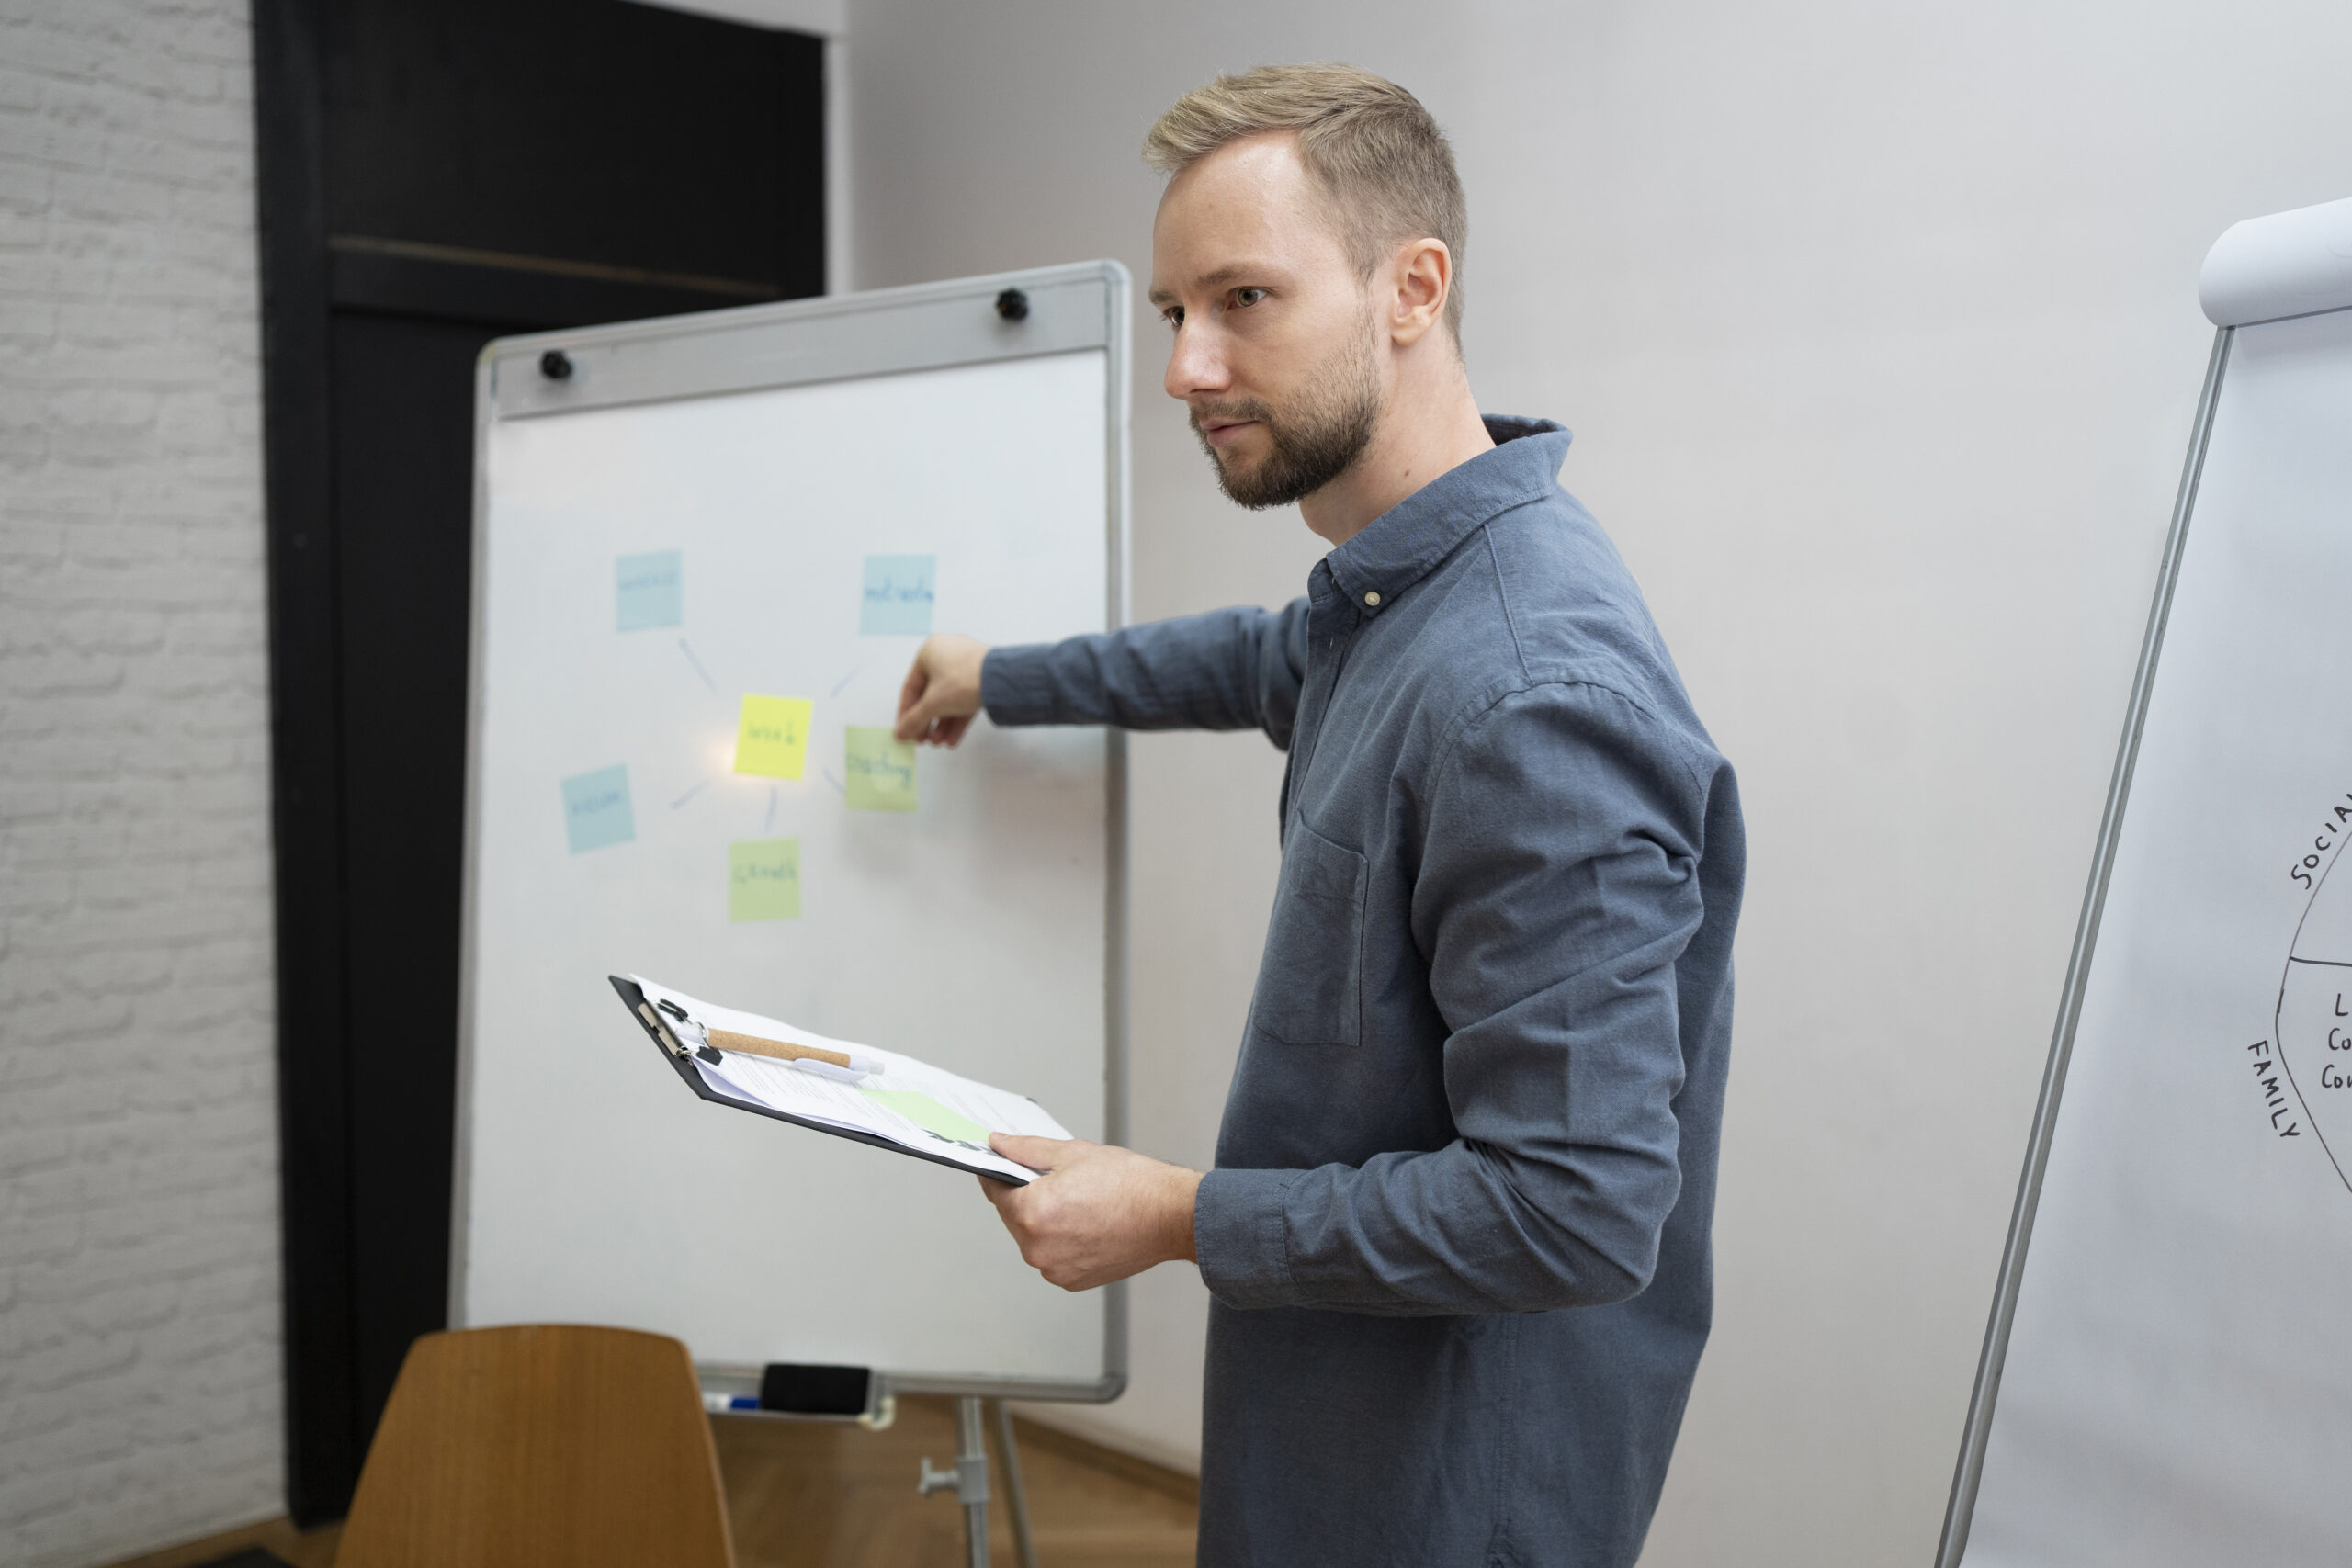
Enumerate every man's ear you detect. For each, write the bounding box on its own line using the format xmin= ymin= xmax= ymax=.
xmin=1387 ymin=237 xmax=1452 ymax=347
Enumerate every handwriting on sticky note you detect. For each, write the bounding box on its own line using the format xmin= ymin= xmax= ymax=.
xmin=862 ymin=1088 xmax=990 ymax=1145
xmin=729 ymin=838 xmax=800 ymax=921
xmin=560 ymin=765 xmax=634 ymax=853
xmin=860 ymin=554 xmax=935 ymax=637
xmin=843 ymin=727 xmax=917 ymax=813
xmin=616 ymin=549 xmax=683 ymax=631
xmin=734 ymin=695 xmax=813 ymax=778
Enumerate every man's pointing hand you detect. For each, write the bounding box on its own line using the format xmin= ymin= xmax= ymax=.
xmin=895 ymin=633 xmax=989 ymax=746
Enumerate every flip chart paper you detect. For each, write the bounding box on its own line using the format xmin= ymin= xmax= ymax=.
xmin=860 ymin=554 xmax=936 ymax=636
xmin=843 ymin=727 xmax=917 ymax=813
xmin=728 ymin=838 xmax=800 ymax=921
xmin=560 ymin=765 xmax=634 ymax=853
xmin=733 ymin=695 xmax=812 ymax=778
xmin=615 ymin=549 xmax=683 ymax=630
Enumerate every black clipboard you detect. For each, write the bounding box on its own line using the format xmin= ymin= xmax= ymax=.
xmin=608 ymin=976 xmax=1029 ymax=1185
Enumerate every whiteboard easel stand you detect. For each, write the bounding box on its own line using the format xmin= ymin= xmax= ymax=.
xmin=695 ymin=1373 xmax=1036 ymax=1568
xmin=454 ymin=262 xmax=1133 ymax=1568
xmin=1932 ymin=327 xmax=2233 ymax=1568
xmin=916 ymin=1396 xmax=1038 ymax=1568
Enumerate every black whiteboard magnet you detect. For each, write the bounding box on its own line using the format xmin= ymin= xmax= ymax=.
xmin=539 ymin=349 xmax=574 ymax=380
xmin=995 ymin=288 xmax=1029 ymax=322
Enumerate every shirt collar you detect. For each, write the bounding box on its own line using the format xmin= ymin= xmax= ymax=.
xmin=1320 ymin=416 xmax=1572 ymax=617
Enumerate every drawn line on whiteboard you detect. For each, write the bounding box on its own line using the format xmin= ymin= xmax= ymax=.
xmin=670 ymin=779 xmax=711 ymax=811
xmin=678 ymin=638 xmax=718 ymax=694
xmin=764 ymin=786 xmax=777 ymax=836
xmin=821 ymin=767 xmax=846 ymax=797
xmin=2285 ymin=955 xmax=2352 ymax=970
xmin=830 ymin=663 xmax=867 ymax=699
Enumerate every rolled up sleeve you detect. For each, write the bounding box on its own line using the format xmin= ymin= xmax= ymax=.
xmin=981 ymin=602 xmax=1310 ymax=748
xmin=1194 ymin=680 xmax=1709 ymax=1315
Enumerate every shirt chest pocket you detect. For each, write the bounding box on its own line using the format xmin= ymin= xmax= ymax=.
xmin=1247 ymin=822 xmax=1368 ymax=1048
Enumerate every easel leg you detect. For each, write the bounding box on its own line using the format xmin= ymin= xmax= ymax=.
xmin=989 ymin=1398 xmax=1040 ymax=1568
xmin=921 ymin=1398 xmax=998 ymax=1568
xmin=956 ymin=1396 xmax=991 ymax=1568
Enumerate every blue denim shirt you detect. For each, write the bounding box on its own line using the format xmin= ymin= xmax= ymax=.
xmin=983 ymin=417 xmax=1745 ymax=1567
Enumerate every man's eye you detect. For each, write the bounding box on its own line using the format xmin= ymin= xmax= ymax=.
xmin=1160 ymin=307 xmax=1185 ymax=329
xmin=1232 ymin=288 xmax=1267 ymax=309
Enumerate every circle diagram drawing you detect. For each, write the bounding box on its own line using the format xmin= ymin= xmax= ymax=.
xmin=2276 ymin=807 xmax=2352 ymax=1191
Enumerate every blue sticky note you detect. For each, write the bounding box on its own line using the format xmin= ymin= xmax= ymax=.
xmin=616 ymin=550 xmax=684 ymax=631
xmin=861 ymin=554 xmax=935 ymax=637
xmin=560 ymin=765 xmax=635 ymax=853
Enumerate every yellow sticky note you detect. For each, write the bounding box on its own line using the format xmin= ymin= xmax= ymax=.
xmin=843 ymin=727 xmax=917 ymax=813
xmin=734 ymin=695 xmax=812 ymax=778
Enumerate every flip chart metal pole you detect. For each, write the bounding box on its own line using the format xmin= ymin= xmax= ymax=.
xmin=1931 ymin=326 xmax=2233 ymax=1567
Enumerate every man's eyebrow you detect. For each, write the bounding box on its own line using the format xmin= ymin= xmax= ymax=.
xmin=1193 ymin=264 xmax=1270 ymax=291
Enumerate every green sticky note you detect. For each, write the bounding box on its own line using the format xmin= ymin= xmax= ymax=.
xmin=734 ymin=694 xmax=812 ymax=779
xmin=843 ymin=727 xmax=917 ymax=813
xmin=862 ymin=1088 xmax=990 ymax=1145
xmin=728 ymin=838 xmax=800 ymax=921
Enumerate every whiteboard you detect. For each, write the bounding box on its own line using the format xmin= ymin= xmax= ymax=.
xmin=1942 ymin=202 xmax=2352 ymax=1563
xmin=451 ymin=264 xmax=1131 ymax=1401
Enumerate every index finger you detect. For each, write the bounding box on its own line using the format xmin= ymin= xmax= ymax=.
xmin=896 ymin=657 xmax=930 ymax=723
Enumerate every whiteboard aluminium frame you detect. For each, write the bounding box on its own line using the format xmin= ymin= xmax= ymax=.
xmin=1932 ymin=326 xmax=2232 ymax=1565
xmin=449 ymin=260 xmax=1136 ymax=1408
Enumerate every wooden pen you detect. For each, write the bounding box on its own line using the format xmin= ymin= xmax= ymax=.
xmin=707 ymin=1029 xmax=857 ymax=1070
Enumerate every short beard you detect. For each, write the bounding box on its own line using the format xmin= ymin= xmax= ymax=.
xmin=1191 ymin=318 xmax=1383 ymax=510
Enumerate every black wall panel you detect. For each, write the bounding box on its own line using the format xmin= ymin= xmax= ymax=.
xmin=322 ymin=0 xmax=823 ymax=297
xmin=252 ymin=0 xmax=825 ymax=1521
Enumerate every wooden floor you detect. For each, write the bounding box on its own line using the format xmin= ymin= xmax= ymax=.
xmin=99 ymin=1515 xmax=342 ymax=1568
xmin=103 ymin=1396 xmax=1195 ymax=1568
xmin=717 ymin=1397 xmax=1197 ymax=1568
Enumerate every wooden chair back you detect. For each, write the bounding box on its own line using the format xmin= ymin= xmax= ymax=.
xmin=335 ymin=1324 xmax=735 ymax=1568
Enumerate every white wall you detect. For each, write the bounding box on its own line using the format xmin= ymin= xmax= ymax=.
xmin=0 ymin=3 xmax=285 ymax=1563
xmin=842 ymin=0 xmax=2352 ymax=1558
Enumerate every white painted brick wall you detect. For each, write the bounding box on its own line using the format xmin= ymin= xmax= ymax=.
xmin=0 ymin=1 xmax=285 ymax=1562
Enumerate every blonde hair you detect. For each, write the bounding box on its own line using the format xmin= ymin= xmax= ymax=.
xmin=1144 ymin=63 xmax=1467 ymax=336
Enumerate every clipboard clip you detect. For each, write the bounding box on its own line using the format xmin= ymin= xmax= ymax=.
xmin=638 ymin=1000 xmax=719 ymax=1064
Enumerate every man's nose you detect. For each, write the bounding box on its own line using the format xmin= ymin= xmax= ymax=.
xmin=1164 ymin=321 xmax=1229 ymax=403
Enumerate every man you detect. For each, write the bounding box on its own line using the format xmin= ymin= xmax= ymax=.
xmin=895 ymin=64 xmax=1743 ymax=1567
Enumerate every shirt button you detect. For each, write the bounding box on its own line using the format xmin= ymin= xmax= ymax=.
xmin=1363 ymin=590 xmax=1382 ymax=607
